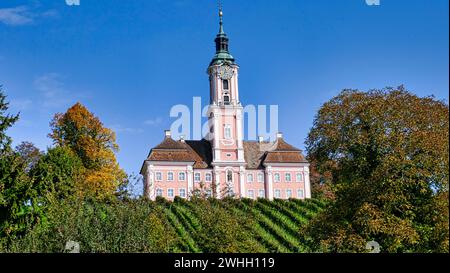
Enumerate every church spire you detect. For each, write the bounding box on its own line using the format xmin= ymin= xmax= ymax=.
xmin=219 ymin=6 xmax=224 ymax=35
xmin=210 ymin=4 xmax=235 ymax=66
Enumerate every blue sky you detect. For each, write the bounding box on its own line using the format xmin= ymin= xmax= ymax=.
xmin=1 ymin=0 xmax=449 ymax=180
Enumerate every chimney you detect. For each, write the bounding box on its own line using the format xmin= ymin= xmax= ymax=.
xmin=276 ymin=132 xmax=283 ymax=139
xmin=180 ymin=135 xmax=185 ymax=143
xmin=258 ymin=136 xmax=264 ymax=143
xmin=164 ymin=130 xmax=171 ymax=138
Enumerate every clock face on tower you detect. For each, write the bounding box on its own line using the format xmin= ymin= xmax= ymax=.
xmin=218 ymin=65 xmax=234 ymax=80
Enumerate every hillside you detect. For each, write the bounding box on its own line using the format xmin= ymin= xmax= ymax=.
xmin=161 ymin=198 xmax=326 ymax=253
xmin=1 ymin=197 xmax=326 ymax=253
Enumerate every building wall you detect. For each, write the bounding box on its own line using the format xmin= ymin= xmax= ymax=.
xmin=144 ymin=164 xmax=310 ymax=201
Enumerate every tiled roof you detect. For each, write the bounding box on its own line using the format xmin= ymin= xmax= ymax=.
xmin=270 ymin=138 xmax=301 ymax=152
xmin=144 ymin=136 xmax=308 ymax=170
xmin=243 ymin=141 xmax=269 ymax=169
xmin=263 ymin=151 xmax=307 ymax=164
xmin=147 ymin=137 xmax=212 ymax=169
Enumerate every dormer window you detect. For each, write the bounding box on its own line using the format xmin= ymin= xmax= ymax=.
xmin=223 ymin=79 xmax=229 ymax=90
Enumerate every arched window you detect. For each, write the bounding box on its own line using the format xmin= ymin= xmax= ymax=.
xmin=226 ymin=170 xmax=234 ymax=197
xmin=223 ymin=80 xmax=229 ymax=90
xmin=227 ymin=170 xmax=233 ymax=183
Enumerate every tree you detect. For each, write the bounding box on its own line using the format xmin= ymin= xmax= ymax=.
xmin=30 ymin=146 xmax=85 ymax=201
xmin=15 ymin=142 xmax=43 ymax=173
xmin=0 ymin=86 xmax=30 ymax=238
xmin=49 ymin=103 xmax=126 ymax=199
xmin=303 ymin=87 xmax=449 ymax=252
xmin=0 ymin=153 xmax=32 ymax=238
xmin=0 ymin=86 xmax=19 ymax=154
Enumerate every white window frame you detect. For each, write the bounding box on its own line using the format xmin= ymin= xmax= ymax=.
xmin=286 ymin=189 xmax=292 ymax=198
xmin=167 ymin=188 xmax=174 ymax=198
xmin=206 ymin=189 xmax=212 ymax=198
xmin=194 ymin=172 xmax=201 ymax=182
xmin=258 ymin=189 xmax=265 ymax=198
xmin=247 ymin=174 xmax=253 ymax=183
xmin=247 ymin=190 xmax=254 ymax=199
xmin=167 ymin=172 xmax=174 ymax=181
xmin=297 ymin=189 xmax=304 ymax=199
xmin=296 ymin=173 xmax=303 ymax=182
xmin=224 ymin=124 xmax=232 ymax=139
xmin=155 ymin=172 xmax=162 ymax=181
xmin=257 ymin=173 xmax=264 ymax=183
xmin=274 ymin=173 xmax=281 ymax=182
xmin=274 ymin=189 xmax=281 ymax=198
xmin=285 ymin=173 xmax=292 ymax=182
xmin=156 ymin=189 xmax=163 ymax=197
xmin=178 ymin=172 xmax=186 ymax=181
xmin=205 ymin=173 xmax=212 ymax=182
xmin=179 ymin=188 xmax=186 ymax=198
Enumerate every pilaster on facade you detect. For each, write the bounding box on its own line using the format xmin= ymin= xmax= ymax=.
xmin=144 ymin=164 xmax=156 ymax=201
xmin=239 ymin=166 xmax=246 ymax=198
xmin=304 ymin=165 xmax=311 ymax=199
xmin=214 ymin=167 xmax=221 ymax=198
xmin=265 ymin=166 xmax=274 ymax=200
xmin=187 ymin=165 xmax=194 ymax=197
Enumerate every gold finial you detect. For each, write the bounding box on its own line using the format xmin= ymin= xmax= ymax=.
xmin=218 ymin=0 xmax=223 ymax=18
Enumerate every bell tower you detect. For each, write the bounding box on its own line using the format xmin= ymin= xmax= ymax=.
xmin=207 ymin=7 xmax=245 ymax=166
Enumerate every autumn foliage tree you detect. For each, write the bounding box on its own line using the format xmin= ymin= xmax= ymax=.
xmin=303 ymin=87 xmax=449 ymax=253
xmin=49 ymin=103 xmax=126 ymax=200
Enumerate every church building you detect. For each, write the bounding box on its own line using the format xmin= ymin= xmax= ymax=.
xmin=140 ymin=9 xmax=311 ymax=201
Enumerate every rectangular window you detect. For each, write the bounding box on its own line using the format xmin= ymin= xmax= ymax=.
xmin=178 ymin=172 xmax=186 ymax=181
xmin=205 ymin=173 xmax=212 ymax=182
xmin=257 ymin=173 xmax=264 ymax=182
xmin=156 ymin=189 xmax=163 ymax=197
xmin=297 ymin=189 xmax=304 ymax=199
xmin=285 ymin=173 xmax=292 ymax=182
xmin=167 ymin=189 xmax=174 ymax=198
xmin=223 ymin=79 xmax=229 ymax=90
xmin=286 ymin=189 xmax=292 ymax=198
xmin=258 ymin=190 xmax=265 ymax=198
xmin=206 ymin=189 xmax=212 ymax=198
xmin=247 ymin=190 xmax=254 ymax=199
xmin=296 ymin=173 xmax=303 ymax=182
xmin=274 ymin=189 xmax=281 ymax=198
xmin=179 ymin=188 xmax=186 ymax=198
xmin=167 ymin=172 xmax=174 ymax=181
xmin=194 ymin=173 xmax=201 ymax=182
xmin=247 ymin=174 xmax=253 ymax=183
xmin=224 ymin=125 xmax=232 ymax=139
xmin=274 ymin=173 xmax=280 ymax=182
xmin=155 ymin=172 xmax=162 ymax=181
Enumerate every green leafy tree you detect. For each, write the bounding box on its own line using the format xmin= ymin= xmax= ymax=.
xmin=0 ymin=153 xmax=33 ymax=238
xmin=30 ymin=146 xmax=85 ymax=201
xmin=303 ymin=87 xmax=449 ymax=253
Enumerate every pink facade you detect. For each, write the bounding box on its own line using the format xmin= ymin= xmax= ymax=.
xmin=144 ymin=165 xmax=310 ymax=201
xmin=140 ymin=10 xmax=311 ymax=201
